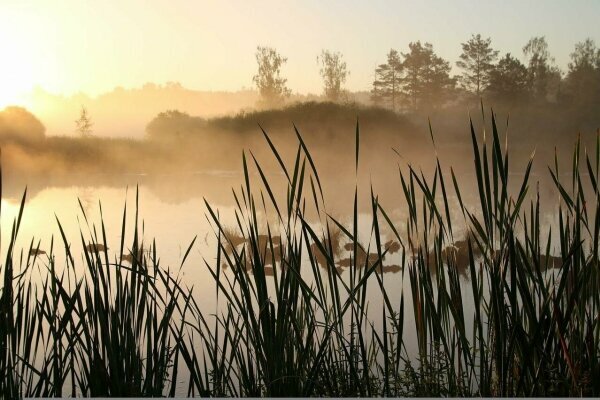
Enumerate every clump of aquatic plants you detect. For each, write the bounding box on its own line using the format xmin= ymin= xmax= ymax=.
xmin=1 ymin=111 xmax=599 ymax=397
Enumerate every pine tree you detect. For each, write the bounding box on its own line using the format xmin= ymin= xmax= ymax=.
xmin=456 ymin=34 xmax=499 ymax=96
xmin=402 ymin=42 xmax=454 ymax=110
xmin=371 ymin=49 xmax=403 ymax=111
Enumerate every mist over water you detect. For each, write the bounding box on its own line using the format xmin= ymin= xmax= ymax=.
xmin=2 ymin=99 xmax=594 ymax=278
xmin=0 ymin=38 xmax=599 ymax=400
xmin=2 ymin=0 xmax=600 ymax=395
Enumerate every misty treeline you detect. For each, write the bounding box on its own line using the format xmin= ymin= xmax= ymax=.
xmin=0 ymin=35 xmax=599 ymax=204
xmin=254 ymin=35 xmax=600 ymax=112
xmin=11 ymin=34 xmax=598 ymax=140
xmin=142 ymin=35 xmax=600 ymax=150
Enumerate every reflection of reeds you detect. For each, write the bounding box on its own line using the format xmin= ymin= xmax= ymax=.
xmin=1 ymin=114 xmax=600 ymax=396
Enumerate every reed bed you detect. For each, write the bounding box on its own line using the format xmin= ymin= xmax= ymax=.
xmin=1 ymin=112 xmax=599 ymax=397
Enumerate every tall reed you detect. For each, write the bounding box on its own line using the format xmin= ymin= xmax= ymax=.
xmin=186 ymin=114 xmax=599 ymax=396
xmin=0 ymin=111 xmax=599 ymax=396
xmin=0 ymin=186 xmax=192 ymax=397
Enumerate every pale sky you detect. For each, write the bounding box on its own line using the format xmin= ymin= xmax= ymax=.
xmin=0 ymin=0 xmax=598 ymax=104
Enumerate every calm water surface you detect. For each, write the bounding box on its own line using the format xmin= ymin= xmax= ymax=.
xmin=2 ymin=167 xmax=570 ymax=395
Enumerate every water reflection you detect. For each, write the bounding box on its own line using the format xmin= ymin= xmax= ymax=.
xmin=2 ymin=181 xmax=568 ymax=289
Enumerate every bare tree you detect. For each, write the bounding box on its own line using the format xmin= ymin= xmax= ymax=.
xmin=253 ymin=46 xmax=291 ymax=107
xmin=317 ymin=50 xmax=349 ymax=102
xmin=75 ymin=105 xmax=93 ymax=137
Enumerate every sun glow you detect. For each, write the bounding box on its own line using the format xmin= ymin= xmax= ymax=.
xmin=0 ymin=13 xmax=43 ymax=110
xmin=0 ymin=83 xmax=31 ymax=110
xmin=0 ymin=42 xmax=35 ymax=110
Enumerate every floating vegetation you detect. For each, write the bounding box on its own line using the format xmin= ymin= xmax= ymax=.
xmin=1 ymin=113 xmax=599 ymax=396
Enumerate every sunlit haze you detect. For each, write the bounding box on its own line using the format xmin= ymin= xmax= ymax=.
xmin=2 ymin=1 xmax=600 ymax=396
xmin=1 ymin=0 xmax=598 ymax=106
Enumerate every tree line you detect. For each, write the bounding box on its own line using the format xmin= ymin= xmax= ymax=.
xmin=254 ymin=35 xmax=600 ymax=111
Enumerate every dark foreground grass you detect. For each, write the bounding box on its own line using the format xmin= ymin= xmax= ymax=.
xmin=1 ymin=112 xmax=599 ymax=397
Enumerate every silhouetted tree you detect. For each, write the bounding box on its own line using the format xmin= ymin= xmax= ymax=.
xmin=371 ymin=49 xmax=403 ymax=111
xmin=253 ymin=46 xmax=291 ymax=107
xmin=75 ymin=105 xmax=93 ymax=137
xmin=569 ymin=38 xmax=600 ymax=71
xmin=486 ymin=53 xmax=529 ymax=105
xmin=402 ymin=42 xmax=455 ymax=110
xmin=523 ymin=36 xmax=562 ymax=102
xmin=456 ymin=34 xmax=499 ymax=96
xmin=563 ymin=38 xmax=600 ymax=105
xmin=317 ymin=50 xmax=349 ymax=102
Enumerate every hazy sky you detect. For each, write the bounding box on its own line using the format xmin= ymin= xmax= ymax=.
xmin=0 ymin=0 xmax=598 ymax=104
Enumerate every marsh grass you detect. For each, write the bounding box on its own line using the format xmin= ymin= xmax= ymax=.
xmin=1 ymin=110 xmax=599 ymax=396
xmin=0 ymin=185 xmax=192 ymax=397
